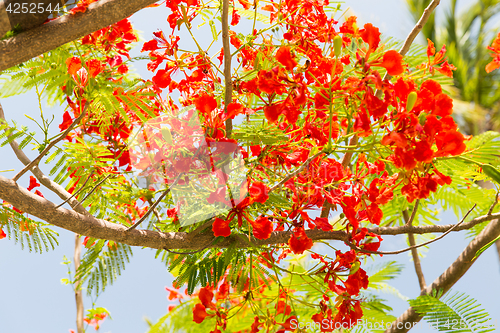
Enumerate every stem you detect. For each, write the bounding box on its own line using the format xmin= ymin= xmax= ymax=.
xmin=403 ymin=208 xmax=426 ymax=291
xmin=348 ymin=205 xmax=476 ymax=256
xmin=222 ymin=0 xmax=233 ymax=137
xmin=74 ymin=234 xmax=84 ymax=333
xmin=376 ymin=0 xmax=441 ymax=99
xmin=12 ymin=102 xmax=89 ymax=182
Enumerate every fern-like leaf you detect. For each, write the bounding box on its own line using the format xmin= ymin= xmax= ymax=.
xmin=409 ymin=290 xmax=495 ymax=332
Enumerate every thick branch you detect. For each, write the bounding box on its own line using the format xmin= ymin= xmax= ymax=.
xmin=222 ymin=0 xmax=232 ymax=137
xmin=0 ymin=0 xmax=158 ymax=72
xmin=1 ymin=0 xmax=70 ymax=37
xmin=2 ymin=172 xmax=497 ymax=252
xmin=0 ymin=175 xmax=349 ymax=250
xmin=384 ymin=216 xmax=500 ymax=333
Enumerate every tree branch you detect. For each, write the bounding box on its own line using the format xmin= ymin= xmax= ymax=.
xmin=380 ymin=0 xmax=441 ymax=84
xmin=0 ymin=0 xmax=158 ymax=72
xmin=2 ymin=172 xmax=496 ymax=252
xmin=384 ymin=216 xmax=500 ymax=333
xmin=74 ymin=234 xmax=84 ymax=333
xmin=349 ymin=205 xmax=476 ymax=255
xmin=222 ymin=0 xmax=232 ymax=137
xmin=0 ymin=101 xmax=92 ymax=218
xmin=0 ymin=174 xmax=350 ymax=249
xmin=12 ymin=102 xmax=88 ymax=182
xmin=403 ymin=205 xmax=426 ymax=291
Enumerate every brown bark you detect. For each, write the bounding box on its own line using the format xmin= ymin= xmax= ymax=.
xmin=1 ymin=0 xmax=70 ymax=35
xmin=0 ymin=0 xmax=158 ymax=72
xmin=1 ymin=174 xmax=499 ymax=251
xmin=74 ymin=234 xmax=84 ymax=333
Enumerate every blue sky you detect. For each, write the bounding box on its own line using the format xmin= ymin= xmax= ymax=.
xmin=1 ymin=1 xmax=499 ymax=332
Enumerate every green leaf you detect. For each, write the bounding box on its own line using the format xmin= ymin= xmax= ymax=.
xmin=409 ymin=290 xmax=495 ymax=332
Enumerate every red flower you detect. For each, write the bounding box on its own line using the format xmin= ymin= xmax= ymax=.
xmin=437 ymin=61 xmax=456 ymax=78
xmin=213 ymin=217 xmax=231 ymax=237
xmin=27 ymin=176 xmax=40 ymax=191
xmin=313 ymin=217 xmax=332 ymax=231
xmin=0 ymin=228 xmax=6 ymax=239
xmin=275 ymin=46 xmax=297 ymax=71
xmin=192 ymin=303 xmax=208 ymax=323
xmin=231 ymin=9 xmax=241 ymax=26
xmin=344 ymin=268 xmax=369 ymax=296
xmin=198 ymin=287 xmax=214 ymax=307
xmin=66 ymin=57 xmax=82 ymax=75
xmin=195 ymin=94 xmax=218 ymax=115
xmin=141 ymin=39 xmax=158 ymax=52
xmin=263 ymin=103 xmax=282 ymax=123
xmin=413 ymin=140 xmax=434 ymax=162
xmin=436 ymin=131 xmax=466 ymax=156
xmin=379 ymin=50 xmax=404 ymax=76
xmin=165 ymin=287 xmax=183 ymax=300
xmin=251 ymin=216 xmax=273 ymax=240
xmin=426 ymin=38 xmax=436 ymax=57
xmin=288 ymin=228 xmax=313 ymax=254
xmin=86 ymin=59 xmax=103 ymax=78
xmin=226 ymin=103 xmax=244 ymax=119
xmin=34 ymin=190 xmax=44 ymax=198
xmin=152 ymin=69 xmax=172 ymax=88
xmin=433 ymin=93 xmax=453 ymax=117
xmin=249 ymin=181 xmax=269 ymax=204
xmin=360 ymin=23 xmax=380 ymax=53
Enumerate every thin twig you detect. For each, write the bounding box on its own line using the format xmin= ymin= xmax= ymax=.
xmin=404 ymin=199 xmax=419 ymax=226
xmin=55 ymin=170 xmax=95 ymax=209
xmin=12 ymin=102 xmax=89 ymax=182
xmin=403 ymin=207 xmax=426 ymax=291
xmin=487 ymin=191 xmax=499 ymax=215
xmin=320 ymin=135 xmax=359 ymax=218
xmin=269 ymin=150 xmax=325 ymax=193
xmin=350 ymin=204 xmax=476 ymax=255
xmin=75 ymin=174 xmax=112 ymax=208
xmin=126 ymin=173 xmax=183 ymax=231
xmin=222 ymin=0 xmax=233 ymax=137
xmin=368 ymin=211 xmax=500 ymax=235
xmin=380 ymin=0 xmax=441 ymax=86
xmin=376 ymin=0 xmax=441 ymax=100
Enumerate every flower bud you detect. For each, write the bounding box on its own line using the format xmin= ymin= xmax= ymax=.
xmin=161 ymin=127 xmax=173 ymax=145
xmin=334 ymin=35 xmax=342 ymax=58
xmin=406 ymin=91 xmax=417 ymax=112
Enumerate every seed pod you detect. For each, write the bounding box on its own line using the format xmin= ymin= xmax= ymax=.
xmin=334 ymin=35 xmax=342 ymax=58
xmin=350 ymin=261 xmax=360 ymax=275
xmin=161 ymin=127 xmax=173 ymax=145
xmin=406 ymin=91 xmax=417 ymax=112
xmin=481 ymin=164 xmax=500 ymax=184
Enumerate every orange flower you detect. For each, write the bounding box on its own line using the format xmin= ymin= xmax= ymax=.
xmin=66 ymin=57 xmax=82 ymax=75
xmin=379 ymin=50 xmax=404 ymax=76
xmin=275 ymin=46 xmax=297 ymax=71
xmin=212 ymin=218 xmax=231 ymax=237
